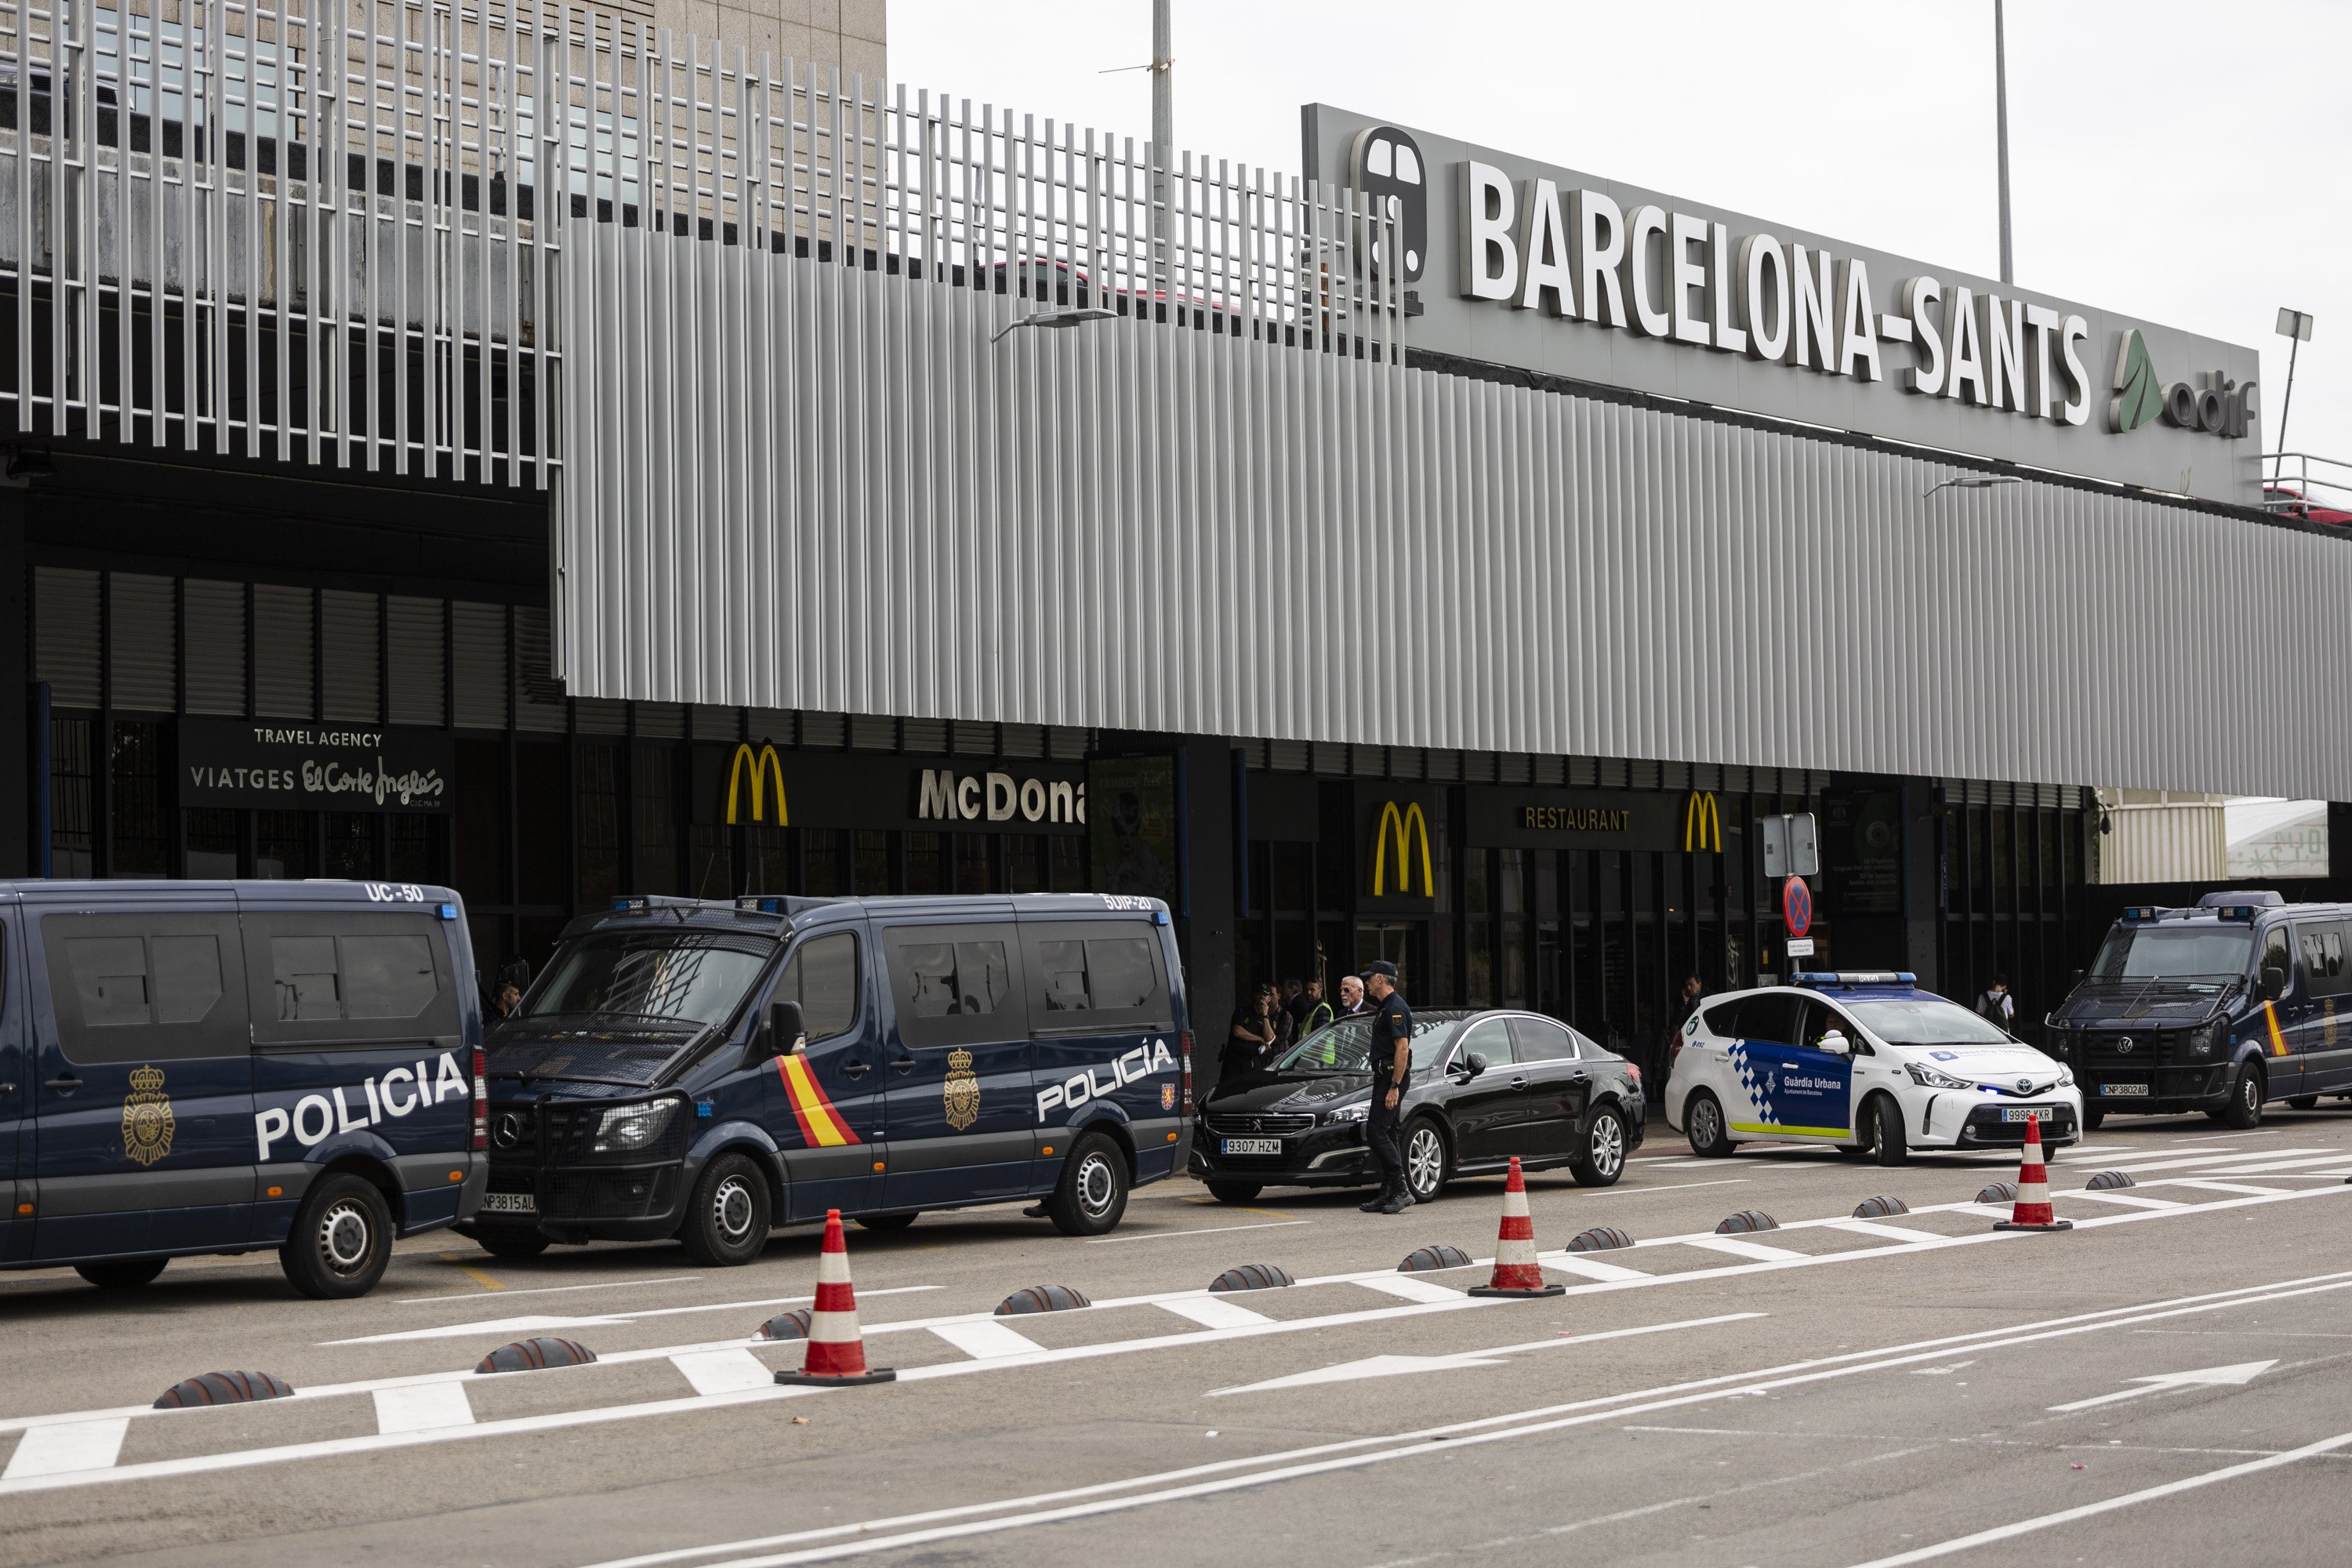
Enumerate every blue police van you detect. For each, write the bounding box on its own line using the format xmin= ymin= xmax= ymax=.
xmin=0 ymin=880 xmax=489 ymax=1298
xmin=2048 ymin=891 xmax=2352 ymax=1129
xmin=461 ymin=893 xmax=1195 ymax=1262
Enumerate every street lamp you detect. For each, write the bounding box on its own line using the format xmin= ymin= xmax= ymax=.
xmin=989 ymin=307 xmax=1118 ymax=345
xmin=1922 ymin=474 xmax=2023 ymax=499
xmin=2272 ymin=307 xmax=2314 ymax=488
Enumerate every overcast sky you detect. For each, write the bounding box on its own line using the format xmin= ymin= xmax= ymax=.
xmin=892 ymin=0 xmax=2348 ymax=495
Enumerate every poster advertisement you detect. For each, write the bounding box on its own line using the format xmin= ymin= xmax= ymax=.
xmin=1088 ymin=757 xmax=1177 ymax=899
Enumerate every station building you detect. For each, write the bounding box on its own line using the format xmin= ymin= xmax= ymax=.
xmin=3 ymin=7 xmax=2344 ymax=1084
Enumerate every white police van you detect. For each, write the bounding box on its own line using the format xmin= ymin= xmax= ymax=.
xmin=1664 ymin=971 xmax=2082 ymax=1165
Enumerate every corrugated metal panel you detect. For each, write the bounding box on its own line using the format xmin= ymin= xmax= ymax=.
xmin=575 ymin=699 xmax=629 ymax=736
xmin=184 ymin=580 xmax=247 ymax=716
xmin=108 ymin=574 xmax=176 ymax=712
xmin=902 ymin=718 xmax=949 ymax=754
xmin=634 ymin=703 xmax=686 ymax=740
xmin=690 ymin=705 xmax=739 ymax=742
xmin=387 ymin=597 xmax=448 ymax=727
xmin=849 ymin=716 xmax=897 ymax=751
xmin=320 ymin=590 xmax=381 ymax=724
xmin=748 ymin=710 xmax=794 ymax=744
xmin=33 ymin=567 xmax=100 ymax=707
xmin=252 ymin=586 xmax=314 ymax=720
xmin=555 ymin=218 xmax=2349 ymax=798
xmin=800 ymin=713 xmax=848 ymax=750
xmin=513 ymin=609 xmax=567 ymax=734
xmin=452 ymin=602 xmax=508 ymax=731
xmin=1000 ymin=724 xmax=1044 ymax=760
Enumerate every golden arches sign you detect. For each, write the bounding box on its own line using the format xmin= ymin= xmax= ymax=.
xmin=1683 ymin=791 xmax=1722 ymax=854
xmin=725 ymin=744 xmax=789 ymax=826
xmin=1371 ymin=801 xmax=1436 ymax=897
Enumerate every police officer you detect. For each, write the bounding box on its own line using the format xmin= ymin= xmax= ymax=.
xmin=1359 ymin=961 xmax=1415 ymax=1214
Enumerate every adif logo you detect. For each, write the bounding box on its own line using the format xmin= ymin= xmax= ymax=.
xmin=2109 ymin=328 xmax=2256 ymax=439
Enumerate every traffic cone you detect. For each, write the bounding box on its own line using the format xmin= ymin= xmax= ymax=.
xmin=1468 ymin=1157 xmax=1566 ymax=1298
xmin=773 ymin=1210 xmax=897 ymax=1385
xmin=1992 ymin=1113 xmax=2073 ymax=1233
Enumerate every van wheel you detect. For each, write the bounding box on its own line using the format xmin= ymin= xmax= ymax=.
xmin=855 ymin=1211 xmax=920 ymax=1232
xmin=1204 ymin=1181 xmax=1262 ymax=1205
xmin=1866 ymin=1095 xmax=1909 ymax=1167
xmin=1047 ymin=1134 xmax=1129 ymax=1236
xmin=76 ymin=1258 xmax=168 ymax=1290
xmin=474 ymin=1231 xmax=551 ymax=1260
xmin=1684 ymin=1091 xmax=1733 ymax=1158
xmin=281 ymin=1174 xmax=394 ymax=1300
xmin=2082 ymin=1104 xmax=2106 ymax=1131
xmin=2286 ymin=1095 xmax=2319 ymax=1111
xmin=1570 ymin=1107 xmax=1628 ymax=1188
xmin=2217 ymin=1065 xmax=2264 ymax=1130
xmin=678 ymin=1153 xmax=772 ymax=1266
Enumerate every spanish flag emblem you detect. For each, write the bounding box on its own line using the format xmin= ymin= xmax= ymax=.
xmin=776 ymin=1054 xmax=861 ymax=1147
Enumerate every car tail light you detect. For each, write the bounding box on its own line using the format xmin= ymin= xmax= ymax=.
xmin=1179 ymin=1031 xmax=1194 ymax=1116
xmin=471 ymin=1045 xmax=489 ymax=1151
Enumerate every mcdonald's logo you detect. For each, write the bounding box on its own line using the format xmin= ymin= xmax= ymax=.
xmin=1683 ymin=790 xmax=1722 ymax=854
xmin=1372 ymin=801 xmax=1436 ymax=898
xmin=725 ymin=743 xmax=789 ymax=826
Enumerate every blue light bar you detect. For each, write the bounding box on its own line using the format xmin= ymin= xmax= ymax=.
xmin=437 ymin=902 xmax=458 ymax=921
xmin=1153 ymin=909 xmax=1171 ymax=926
xmin=1793 ymin=971 xmax=1918 ymax=988
xmin=2214 ymin=905 xmax=2257 ymax=922
xmin=612 ymin=896 xmax=650 ymax=912
xmin=2120 ymin=906 xmax=2160 ymax=922
xmin=736 ymin=896 xmax=785 ymax=916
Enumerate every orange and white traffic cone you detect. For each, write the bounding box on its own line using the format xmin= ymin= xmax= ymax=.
xmin=1992 ymin=1112 xmax=2073 ymax=1233
xmin=1468 ymin=1156 xmax=1566 ymax=1298
xmin=773 ymin=1209 xmax=898 ymax=1385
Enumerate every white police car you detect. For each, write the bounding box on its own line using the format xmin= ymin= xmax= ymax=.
xmin=1664 ymin=971 xmax=2082 ymax=1165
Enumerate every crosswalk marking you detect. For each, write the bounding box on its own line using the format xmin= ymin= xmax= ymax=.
xmin=1822 ymin=1219 xmax=1947 ymax=1245
xmin=1679 ymin=1236 xmax=1808 ymax=1263
xmin=1352 ymin=1275 xmax=1465 ymax=1305
xmin=2171 ymin=1179 xmax=2293 ymax=1197
xmin=669 ymin=1350 xmax=778 ymax=1397
xmin=2067 ymin=1190 xmax=2187 ymax=1210
xmin=372 ymin=1383 xmax=477 ymax=1434
xmin=1541 ymin=1254 xmax=1650 ymax=1283
xmin=2 ymin=1419 xmax=129 ymax=1480
xmin=1156 ymin=1296 xmax=1276 ymax=1329
xmin=927 ymin=1320 xmax=1046 ymax=1359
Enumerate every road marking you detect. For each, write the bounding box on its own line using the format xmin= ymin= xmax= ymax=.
xmin=1352 ymin=1276 xmax=1465 ymax=1304
xmin=1571 ymin=1177 xmax=1751 ymax=1195
xmin=1679 ymin=1236 xmax=1808 ymax=1262
xmin=1 ymin=1419 xmax=128 ymax=1480
xmin=2169 ymin=1179 xmax=2292 ymax=1196
xmin=325 ymin=1285 xmax=943 ymax=1345
xmin=1842 ymin=1428 xmax=2352 ymax=1567
xmin=1156 ymin=1296 xmax=1276 ymax=1329
xmin=927 ymin=1320 xmax=1043 ymax=1359
xmin=2045 ymin=1359 xmax=2277 ymax=1412
xmin=456 ymin=1265 xmax=506 ymax=1292
xmin=1541 ymin=1255 xmax=1650 ymax=1283
xmin=393 ymin=1276 xmax=701 ymax=1305
xmin=670 ymin=1350 xmax=780 ymax=1397
xmin=1084 ymin=1219 xmax=1313 ymax=1245
xmin=2067 ymin=1189 xmax=2187 ymax=1210
xmin=372 ymin=1384 xmax=476 ymax=1434
xmin=1822 ymin=1220 xmax=1950 ymax=1244
xmin=2062 ymin=1149 xmax=2326 ymax=1174
xmin=1207 ymin=1312 xmax=1765 ymax=1396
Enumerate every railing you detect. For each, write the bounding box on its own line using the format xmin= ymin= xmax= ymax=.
xmin=2261 ymin=452 xmax=2352 ymax=521
xmin=0 ymin=0 xmax=1399 ymax=489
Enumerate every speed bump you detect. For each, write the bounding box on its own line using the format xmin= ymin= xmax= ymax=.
xmin=2083 ymin=1170 xmax=2138 ymax=1191
xmin=1715 ymin=1210 xmax=1780 ymax=1235
xmin=154 ymin=1371 xmax=293 ymax=1409
xmin=476 ymin=1337 xmax=598 ymax=1374
xmin=1398 ymin=1244 xmax=1473 ymax=1272
xmin=1208 ymin=1264 xmax=1295 ymax=1293
xmin=996 ymin=1285 xmax=1093 ymax=1316
xmin=755 ymin=1308 xmax=815 ymax=1341
xmin=1976 ymin=1181 xmax=2018 ymax=1206
xmin=1565 ymin=1225 xmax=1635 ymax=1253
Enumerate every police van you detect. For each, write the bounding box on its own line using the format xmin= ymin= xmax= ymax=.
xmin=0 ymin=880 xmax=490 ymax=1298
xmin=462 ymin=893 xmax=1194 ymax=1262
xmin=2046 ymin=891 xmax=2352 ymax=1129
xmin=1664 ymin=971 xmax=2082 ymax=1163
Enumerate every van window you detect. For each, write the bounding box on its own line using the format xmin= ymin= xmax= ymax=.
xmin=884 ymin=925 xmax=1025 ymax=1048
xmin=775 ymin=931 xmax=859 ymax=1043
xmin=1021 ymin=922 xmax=1173 ymax=1031
xmin=2261 ymin=924 xmax=2295 ymax=993
xmin=2298 ymin=923 xmax=2349 ymax=999
xmin=43 ymin=913 xmax=251 ymax=1063
xmin=244 ymin=913 xmax=457 ymax=1046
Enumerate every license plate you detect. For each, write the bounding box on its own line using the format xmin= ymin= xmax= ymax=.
xmin=481 ymin=1192 xmax=537 ymax=1214
xmin=2002 ymin=1107 xmax=2064 ymax=1123
xmin=2100 ymin=1083 xmax=2151 ymax=1098
xmin=1220 ymin=1138 xmax=1283 ymax=1156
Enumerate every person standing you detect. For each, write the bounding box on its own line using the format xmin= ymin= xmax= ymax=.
xmin=1359 ymin=960 xmax=1415 ymax=1214
xmin=1294 ymin=978 xmax=1334 ymax=1039
xmin=1975 ymin=975 xmax=2016 ymax=1032
xmin=1335 ymin=974 xmax=1367 ymax=1018
xmin=1221 ymin=982 xmax=1278 ymax=1081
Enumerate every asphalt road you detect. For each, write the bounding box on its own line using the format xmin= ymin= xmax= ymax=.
xmin=8 ymin=1109 xmax=2352 ymax=1568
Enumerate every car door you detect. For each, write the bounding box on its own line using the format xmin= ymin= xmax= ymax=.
xmin=30 ymin=900 xmax=256 ymax=1260
xmin=1506 ymin=1016 xmax=1588 ymax=1158
xmin=877 ymin=919 xmax=1035 ymax=1210
xmin=764 ymin=925 xmax=885 ymax=1223
xmin=2290 ymin=922 xmax=2350 ymax=1094
xmin=1022 ymin=918 xmax=1179 ymax=1193
xmin=1782 ymin=998 xmax=1860 ymax=1139
xmin=2256 ymin=923 xmax=2303 ymax=1099
xmin=0 ymin=903 xmax=26 ymax=1264
xmin=1443 ymin=1018 xmax=1521 ymax=1162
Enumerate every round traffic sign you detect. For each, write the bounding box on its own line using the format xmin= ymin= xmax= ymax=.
xmin=1782 ymin=876 xmax=1813 ymax=937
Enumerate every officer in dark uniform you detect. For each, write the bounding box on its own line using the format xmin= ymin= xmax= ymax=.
xmin=1359 ymin=960 xmax=1415 ymax=1214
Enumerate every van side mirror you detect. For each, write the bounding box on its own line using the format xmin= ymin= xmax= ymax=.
xmin=2070 ymin=968 xmax=2084 ymax=986
xmin=753 ymin=1000 xmax=807 ymax=1065
xmin=2262 ymin=965 xmax=2288 ymax=1002
xmin=1459 ymin=1052 xmax=1488 ymax=1078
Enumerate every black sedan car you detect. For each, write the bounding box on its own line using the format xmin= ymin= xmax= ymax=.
xmin=1190 ymin=1009 xmax=1645 ymax=1204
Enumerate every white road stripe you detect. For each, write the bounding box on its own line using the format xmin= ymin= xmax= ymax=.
xmin=1821 ymin=1220 xmax=1950 ymax=1244
xmin=1842 ymin=1429 xmax=2352 ymax=1567
xmin=2065 ymin=1190 xmax=2187 ymax=1210
xmin=326 ymin=1286 xmax=942 ymax=1345
xmin=927 ymin=1320 xmax=1045 ymax=1359
xmin=669 ymin=1351 xmax=779 ymax=1397
xmin=1156 ymin=1296 xmax=1276 ymax=1329
xmin=1538 ymin=1256 xmax=1650 ymax=1283
xmin=1678 ymin=1236 xmax=1809 ymax=1262
xmin=1084 ymin=1220 xmax=1313 ymax=1245
xmin=2 ymin=1419 xmax=129 ymax=1479
xmin=393 ymin=1276 xmax=701 ymax=1305
xmin=372 ymin=1384 xmax=476 ymax=1434
xmin=1351 ymin=1276 xmax=1465 ymax=1304
xmin=2169 ymin=1179 xmax=2293 ymax=1196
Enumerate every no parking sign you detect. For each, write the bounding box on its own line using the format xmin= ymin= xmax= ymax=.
xmin=1782 ymin=876 xmax=1813 ymax=937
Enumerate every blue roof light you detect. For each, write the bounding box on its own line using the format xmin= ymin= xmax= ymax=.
xmin=437 ymin=902 xmax=457 ymax=921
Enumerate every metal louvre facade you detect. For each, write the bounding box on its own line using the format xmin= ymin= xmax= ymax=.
xmin=556 ymin=215 xmax=2350 ymax=802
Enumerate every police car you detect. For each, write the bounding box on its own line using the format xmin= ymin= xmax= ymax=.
xmin=463 ymin=892 xmax=1193 ymax=1262
xmin=1664 ymin=971 xmax=2082 ymax=1164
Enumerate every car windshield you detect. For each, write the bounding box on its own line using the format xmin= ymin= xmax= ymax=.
xmin=1846 ymin=998 xmax=2016 ymax=1047
xmin=2089 ymin=924 xmax=2254 ymax=985
xmin=1275 ymin=1016 xmax=1464 ymax=1073
xmin=518 ymin=932 xmax=775 ymax=1028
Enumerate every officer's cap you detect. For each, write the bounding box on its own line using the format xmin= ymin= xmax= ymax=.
xmin=1362 ymin=960 xmax=1399 ymax=979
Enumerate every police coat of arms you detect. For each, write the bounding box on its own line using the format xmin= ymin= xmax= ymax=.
xmin=122 ymin=1065 xmax=176 ymax=1167
xmin=943 ymin=1048 xmax=981 ymax=1131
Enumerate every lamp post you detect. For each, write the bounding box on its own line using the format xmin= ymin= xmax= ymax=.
xmin=1994 ymin=0 xmax=2013 ymax=286
xmin=2273 ymin=308 xmax=2314 ymax=488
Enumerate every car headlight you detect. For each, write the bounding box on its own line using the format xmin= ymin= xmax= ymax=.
xmin=1323 ymin=1102 xmax=1370 ymax=1124
xmin=2056 ymin=1066 xmax=2075 ymax=1088
xmin=1905 ymin=1062 xmax=1973 ymax=1091
xmin=593 ymin=1098 xmax=681 ymax=1153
